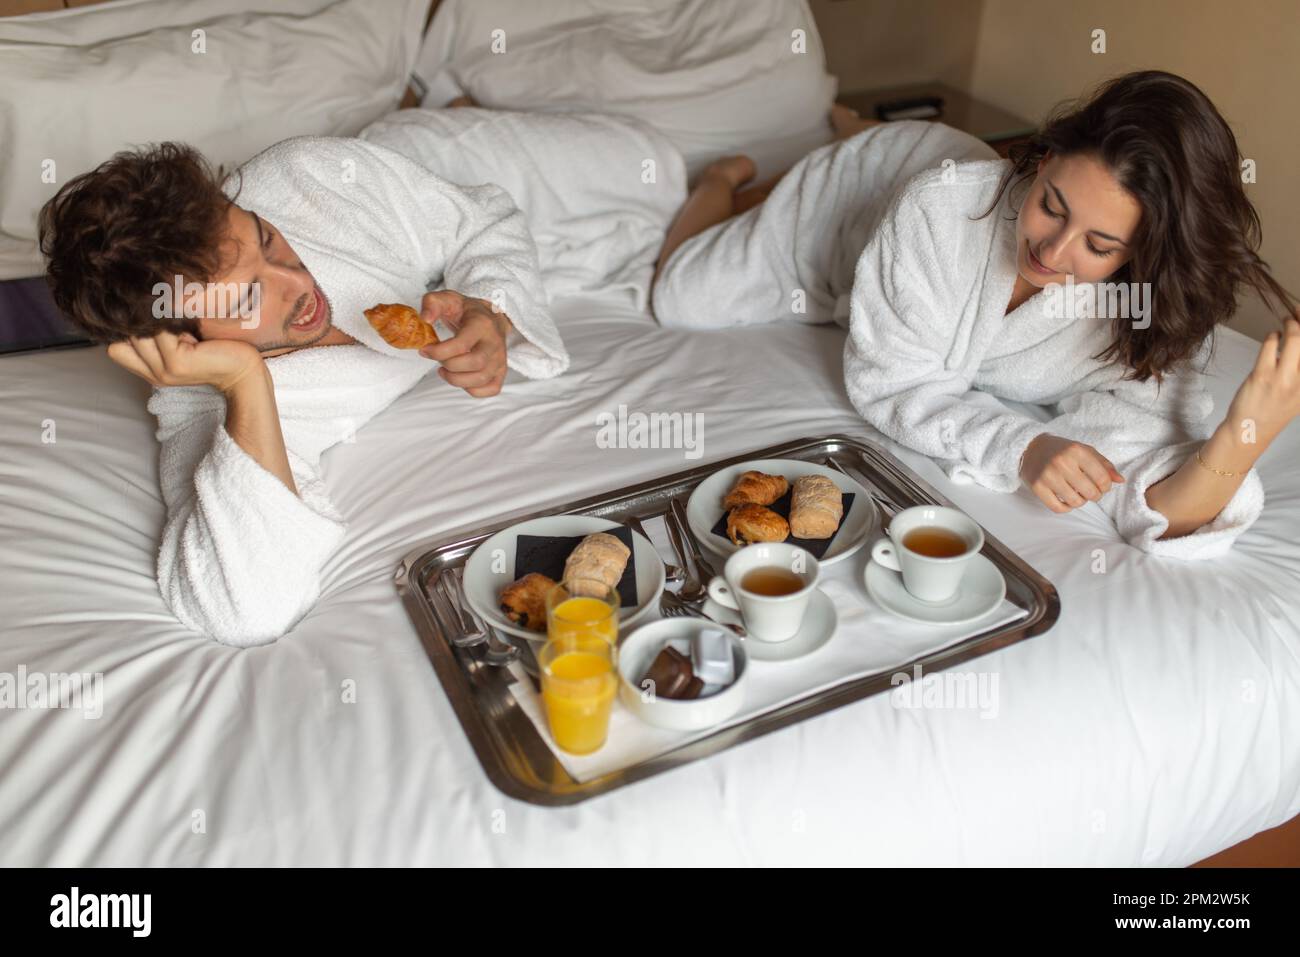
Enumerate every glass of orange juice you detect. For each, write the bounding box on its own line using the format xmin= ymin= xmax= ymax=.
xmin=540 ymin=580 xmax=620 ymax=754
xmin=545 ymin=579 xmax=620 ymax=648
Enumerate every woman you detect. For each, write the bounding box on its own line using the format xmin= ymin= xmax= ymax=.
xmin=653 ymin=70 xmax=1298 ymax=559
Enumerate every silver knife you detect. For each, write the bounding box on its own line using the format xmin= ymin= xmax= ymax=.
xmin=669 ymin=497 xmax=719 ymax=582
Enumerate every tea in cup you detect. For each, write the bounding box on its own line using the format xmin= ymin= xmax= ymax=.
xmin=869 ymin=505 xmax=983 ymax=603
xmin=706 ymin=543 xmax=820 ymax=642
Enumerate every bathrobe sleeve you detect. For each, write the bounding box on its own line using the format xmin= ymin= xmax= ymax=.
xmin=155 ymin=411 xmax=347 ymax=648
xmin=354 ymin=141 xmax=568 ymax=379
xmin=843 ymin=188 xmax=1053 ymax=487
xmin=1021 ymin=367 xmax=1264 ymax=560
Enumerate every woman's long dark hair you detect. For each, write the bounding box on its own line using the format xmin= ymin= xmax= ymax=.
xmin=979 ymin=70 xmax=1295 ymax=382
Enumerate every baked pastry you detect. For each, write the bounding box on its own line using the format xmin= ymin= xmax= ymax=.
xmin=562 ymin=532 xmax=631 ymax=596
xmin=726 ymin=504 xmax=790 ymax=545
xmin=789 ymin=475 xmax=843 ymax=539
xmin=499 ymin=572 xmax=556 ymax=631
xmin=722 ymin=470 xmax=789 ymax=510
xmin=364 ymin=303 xmax=439 ymax=349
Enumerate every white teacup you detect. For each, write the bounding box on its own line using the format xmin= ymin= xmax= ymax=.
xmin=869 ymin=505 xmax=984 ymax=603
xmin=706 ymin=543 xmax=820 ymax=642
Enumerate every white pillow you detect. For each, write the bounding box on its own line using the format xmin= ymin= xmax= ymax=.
xmin=360 ymin=107 xmax=688 ymax=309
xmin=413 ymin=0 xmax=838 ymax=183
xmin=0 ymin=0 xmax=428 ymax=280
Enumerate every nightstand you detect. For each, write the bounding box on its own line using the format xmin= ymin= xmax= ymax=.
xmin=837 ymin=82 xmax=1036 ymax=157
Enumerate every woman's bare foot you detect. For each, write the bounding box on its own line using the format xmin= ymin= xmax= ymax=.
xmin=830 ymin=102 xmax=883 ymax=140
xmin=446 ymin=94 xmax=479 ymax=108
xmin=698 ymin=155 xmax=757 ymax=190
xmin=655 ymin=155 xmax=757 ymax=283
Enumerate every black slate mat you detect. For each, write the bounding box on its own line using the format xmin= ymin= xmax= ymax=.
xmin=710 ymin=489 xmax=856 ymax=558
xmin=514 ymin=526 xmax=637 ymax=607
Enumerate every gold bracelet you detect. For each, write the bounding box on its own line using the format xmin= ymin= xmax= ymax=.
xmin=1195 ymin=448 xmax=1242 ymax=478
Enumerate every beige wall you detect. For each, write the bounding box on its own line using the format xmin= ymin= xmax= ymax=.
xmin=811 ymin=0 xmax=982 ymax=91
xmin=815 ymin=0 xmax=1297 ymax=342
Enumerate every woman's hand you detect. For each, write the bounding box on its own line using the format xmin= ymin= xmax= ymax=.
xmin=1019 ymin=433 xmax=1125 ymax=513
xmin=417 ymin=290 xmax=513 ymax=397
xmin=107 ymin=330 xmax=264 ymax=395
xmin=1224 ymin=314 xmax=1300 ymax=451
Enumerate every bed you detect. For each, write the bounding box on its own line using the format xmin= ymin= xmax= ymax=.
xmin=1 ymin=290 xmax=1298 ymax=865
xmin=1 ymin=0 xmax=1297 ymax=867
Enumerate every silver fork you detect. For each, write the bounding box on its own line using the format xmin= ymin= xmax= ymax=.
xmin=659 ymin=588 xmax=747 ymax=638
xmin=445 ymin=568 xmax=518 ymax=667
xmin=669 ymin=498 xmax=719 ymax=584
xmin=438 ymin=568 xmax=487 ymax=647
xmin=825 ymin=453 xmax=897 ymax=535
xmin=663 ymin=505 xmax=709 ymax=603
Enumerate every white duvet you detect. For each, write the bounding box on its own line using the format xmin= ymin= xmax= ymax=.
xmin=2 ymin=298 xmax=1297 ymax=865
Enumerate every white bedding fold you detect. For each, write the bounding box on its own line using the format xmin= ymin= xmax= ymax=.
xmin=359 ymin=107 xmax=687 ymax=310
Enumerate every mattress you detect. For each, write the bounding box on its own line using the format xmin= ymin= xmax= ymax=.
xmin=1 ymin=293 xmax=1297 ymax=865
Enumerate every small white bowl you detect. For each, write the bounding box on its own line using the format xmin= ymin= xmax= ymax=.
xmin=617 ymin=618 xmax=749 ymax=731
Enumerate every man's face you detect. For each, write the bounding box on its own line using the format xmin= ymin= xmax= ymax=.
xmin=1014 ymin=152 xmax=1141 ymax=289
xmin=187 ymin=204 xmax=335 ymax=357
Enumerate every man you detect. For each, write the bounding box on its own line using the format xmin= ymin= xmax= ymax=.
xmin=38 ymin=131 xmax=569 ymax=646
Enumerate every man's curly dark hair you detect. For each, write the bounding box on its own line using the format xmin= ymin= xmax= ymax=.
xmin=38 ymin=142 xmax=237 ymax=343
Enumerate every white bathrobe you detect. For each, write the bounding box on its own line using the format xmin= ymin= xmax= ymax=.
xmin=149 ymin=109 xmax=685 ymax=647
xmin=654 ymin=120 xmax=1263 ymax=559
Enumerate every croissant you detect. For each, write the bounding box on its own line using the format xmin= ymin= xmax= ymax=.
xmin=722 ymin=470 xmax=789 ymax=510
xmin=563 ymin=532 xmax=631 ymax=596
xmin=364 ymin=303 xmax=439 ymax=349
xmin=789 ymin=475 xmax=843 ymax=539
xmin=726 ymin=504 xmax=789 ymax=545
xmin=499 ymin=573 xmax=556 ymax=631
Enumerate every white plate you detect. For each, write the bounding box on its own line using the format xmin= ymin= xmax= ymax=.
xmin=864 ymin=553 xmax=1006 ymax=626
xmin=686 ymin=458 xmax=877 ymax=566
xmin=462 ymin=516 xmax=666 ymax=642
xmin=703 ymin=589 xmax=837 ymax=662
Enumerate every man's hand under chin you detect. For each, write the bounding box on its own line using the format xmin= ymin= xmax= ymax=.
xmin=417 ymin=290 xmax=513 ymax=398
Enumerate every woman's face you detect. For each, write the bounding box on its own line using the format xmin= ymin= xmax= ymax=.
xmin=1014 ymin=152 xmax=1141 ymax=288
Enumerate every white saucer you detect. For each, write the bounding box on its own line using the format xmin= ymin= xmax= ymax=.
xmin=703 ymin=588 xmax=837 ymax=662
xmin=864 ymin=553 xmax=1006 ymax=626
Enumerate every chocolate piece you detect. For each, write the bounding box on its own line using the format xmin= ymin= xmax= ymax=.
xmin=642 ymin=646 xmax=692 ymax=700
xmin=679 ymin=675 xmax=705 ymax=700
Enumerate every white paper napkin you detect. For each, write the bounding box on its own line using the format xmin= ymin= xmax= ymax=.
xmin=506 ymin=560 xmax=1029 ymax=783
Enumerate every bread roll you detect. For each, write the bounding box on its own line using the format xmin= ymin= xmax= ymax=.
xmin=789 ymin=475 xmax=843 ymax=539
xmin=563 ymin=532 xmax=630 ymax=596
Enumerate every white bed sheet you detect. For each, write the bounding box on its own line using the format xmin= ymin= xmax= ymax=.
xmin=1 ymin=294 xmax=1297 ymax=866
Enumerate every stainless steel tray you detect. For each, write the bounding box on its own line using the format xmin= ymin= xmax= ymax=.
xmin=395 ymin=434 xmax=1060 ymax=806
